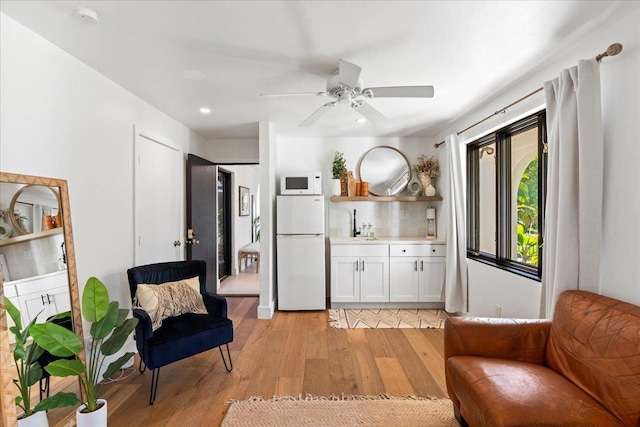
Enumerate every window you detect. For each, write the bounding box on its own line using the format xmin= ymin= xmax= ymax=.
xmin=467 ymin=111 xmax=547 ymax=280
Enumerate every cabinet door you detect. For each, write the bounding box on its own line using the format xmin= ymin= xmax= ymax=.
xmin=331 ymin=256 xmax=360 ymax=302
xmin=389 ymin=257 xmax=420 ymax=302
xmin=21 ymin=292 xmax=52 ymax=324
xmin=419 ymin=257 xmax=446 ymax=302
xmin=47 ymin=286 xmax=71 ymax=315
xmin=360 ymin=256 xmax=389 ymax=302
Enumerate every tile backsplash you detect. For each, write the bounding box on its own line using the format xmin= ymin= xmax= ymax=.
xmin=0 ymin=233 xmax=66 ymax=281
xmin=328 ymin=201 xmax=439 ymax=238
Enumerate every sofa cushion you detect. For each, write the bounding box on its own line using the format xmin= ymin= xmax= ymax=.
xmin=547 ymin=291 xmax=640 ymax=426
xmin=447 ymin=356 xmax=625 ymax=427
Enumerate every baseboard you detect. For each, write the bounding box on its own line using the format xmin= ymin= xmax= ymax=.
xmin=257 ymin=299 xmax=275 ymax=319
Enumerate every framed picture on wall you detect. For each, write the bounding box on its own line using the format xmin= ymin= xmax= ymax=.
xmin=239 ymin=186 xmax=250 ymax=216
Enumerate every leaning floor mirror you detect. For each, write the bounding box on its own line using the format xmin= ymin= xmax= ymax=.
xmin=0 ymin=172 xmax=85 ymax=427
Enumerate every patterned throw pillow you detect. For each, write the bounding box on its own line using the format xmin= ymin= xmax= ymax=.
xmin=134 ymin=276 xmax=207 ymax=331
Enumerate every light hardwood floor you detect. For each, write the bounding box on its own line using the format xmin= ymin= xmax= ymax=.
xmin=49 ymin=297 xmax=448 ymax=426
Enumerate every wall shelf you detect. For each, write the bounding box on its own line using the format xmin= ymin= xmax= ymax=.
xmin=330 ymin=195 xmax=443 ymax=202
xmin=0 ymin=227 xmax=63 ymax=247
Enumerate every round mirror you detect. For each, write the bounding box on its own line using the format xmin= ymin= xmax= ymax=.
xmin=358 ymin=146 xmax=411 ymax=196
xmin=8 ymin=185 xmax=61 ymax=235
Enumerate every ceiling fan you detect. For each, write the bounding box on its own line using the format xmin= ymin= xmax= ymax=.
xmin=261 ymin=59 xmax=434 ymax=127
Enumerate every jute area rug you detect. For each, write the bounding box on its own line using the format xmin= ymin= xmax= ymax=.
xmin=329 ymin=308 xmax=450 ymax=329
xmin=221 ymin=395 xmax=458 ymax=427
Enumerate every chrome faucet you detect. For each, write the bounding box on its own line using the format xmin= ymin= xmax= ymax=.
xmin=352 ymin=209 xmax=360 ymax=237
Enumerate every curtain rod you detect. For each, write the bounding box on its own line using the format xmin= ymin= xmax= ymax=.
xmin=434 ymin=43 xmax=623 ymax=148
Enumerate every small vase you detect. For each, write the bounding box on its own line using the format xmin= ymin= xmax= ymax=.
xmin=418 ymin=173 xmax=436 ymax=197
xmin=340 ymin=172 xmax=349 ymax=196
xmin=407 ymin=170 xmax=423 ymax=196
xmin=76 ymin=399 xmax=107 ymax=427
xmin=18 ymin=410 xmax=49 ymax=427
xmin=347 ymin=171 xmax=356 ymax=197
xmin=331 ymin=179 xmax=341 ymax=196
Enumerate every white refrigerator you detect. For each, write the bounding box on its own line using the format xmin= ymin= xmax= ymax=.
xmin=276 ymin=195 xmax=326 ymax=310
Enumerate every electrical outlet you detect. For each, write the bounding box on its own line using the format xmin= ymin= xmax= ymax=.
xmin=23 ymin=250 xmax=33 ymax=260
xmin=495 ymin=304 xmax=502 ymax=318
xmin=400 ymin=210 xmax=408 ymax=219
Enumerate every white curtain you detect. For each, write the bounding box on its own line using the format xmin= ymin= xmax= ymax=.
xmin=541 ymin=59 xmax=603 ymax=318
xmin=444 ymin=133 xmax=468 ymax=313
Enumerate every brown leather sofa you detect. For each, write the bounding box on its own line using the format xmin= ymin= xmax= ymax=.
xmin=444 ymin=290 xmax=640 ymax=427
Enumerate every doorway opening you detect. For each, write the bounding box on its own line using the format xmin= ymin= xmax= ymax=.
xmin=218 ymin=164 xmax=260 ymax=296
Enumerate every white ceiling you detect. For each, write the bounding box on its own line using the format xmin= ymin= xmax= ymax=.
xmin=0 ymin=1 xmax=635 ymax=140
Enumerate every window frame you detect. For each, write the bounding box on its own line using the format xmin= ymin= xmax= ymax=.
xmin=466 ymin=111 xmax=547 ymax=281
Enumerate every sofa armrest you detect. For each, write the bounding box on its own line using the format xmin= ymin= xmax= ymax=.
xmin=444 ymin=317 xmax=552 ymax=365
xmin=202 ymin=292 xmax=228 ymax=318
xmin=132 ymin=308 xmax=153 ymax=340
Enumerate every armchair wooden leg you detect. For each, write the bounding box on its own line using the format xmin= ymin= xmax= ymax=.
xmin=219 ymin=343 xmax=233 ymax=372
xmin=150 ymin=368 xmax=161 ymax=405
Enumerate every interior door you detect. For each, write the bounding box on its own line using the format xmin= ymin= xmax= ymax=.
xmin=135 ymin=131 xmax=182 ymax=265
xmin=186 ymin=154 xmax=218 ymax=292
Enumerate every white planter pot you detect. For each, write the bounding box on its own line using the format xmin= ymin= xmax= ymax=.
xmin=76 ymin=399 xmax=107 ymax=427
xmin=17 ymin=410 xmax=49 ymax=427
xmin=331 ymin=179 xmax=341 ymax=196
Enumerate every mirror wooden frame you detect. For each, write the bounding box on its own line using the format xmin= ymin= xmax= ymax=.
xmin=0 ymin=172 xmax=85 ymax=427
xmin=358 ymin=146 xmax=411 ymax=196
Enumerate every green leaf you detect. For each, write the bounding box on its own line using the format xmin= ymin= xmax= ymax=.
xmin=30 ymin=323 xmax=83 ymax=357
xmin=115 ymin=309 xmax=129 ymax=328
xmin=34 ymin=392 xmax=81 ymax=412
xmin=26 ymin=362 xmax=42 ymax=387
xmin=100 ymin=317 xmax=137 ymax=356
xmin=4 ymin=297 xmax=22 ymax=331
xmin=45 ymin=359 xmax=86 ymax=377
xmin=90 ymin=301 xmax=119 ymax=339
xmin=13 ymin=345 xmax=25 ymax=362
xmin=82 ymin=277 xmax=110 ymax=323
xmin=102 ymin=352 xmax=135 ymax=380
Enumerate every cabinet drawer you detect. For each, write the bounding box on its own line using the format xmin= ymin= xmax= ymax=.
xmin=331 ymin=244 xmax=389 ymax=257
xmin=389 ymin=244 xmax=446 ymax=257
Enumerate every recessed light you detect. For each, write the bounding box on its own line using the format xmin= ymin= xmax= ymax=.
xmin=355 ymin=118 xmax=367 ymax=124
xmin=74 ymin=7 xmax=99 ymax=25
xmin=199 ymin=107 xmax=211 ymax=114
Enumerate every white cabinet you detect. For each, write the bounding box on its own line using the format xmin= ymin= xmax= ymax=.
xmin=331 ymin=244 xmax=389 ymax=303
xmin=389 ymin=244 xmax=445 ymax=303
xmin=5 ymin=271 xmax=70 ymax=327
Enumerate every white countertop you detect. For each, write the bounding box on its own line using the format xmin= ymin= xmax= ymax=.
xmin=330 ymin=237 xmax=445 ymax=245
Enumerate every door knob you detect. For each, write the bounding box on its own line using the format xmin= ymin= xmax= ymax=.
xmin=173 ymin=240 xmax=182 ymax=247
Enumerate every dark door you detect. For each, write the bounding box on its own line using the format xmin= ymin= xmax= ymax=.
xmin=186 ymin=154 xmax=218 ymax=292
xmin=217 ymin=169 xmax=232 ymax=280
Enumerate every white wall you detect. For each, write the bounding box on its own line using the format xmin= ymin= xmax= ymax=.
xmin=258 ymin=122 xmax=277 ymax=319
xmin=434 ymin=7 xmax=640 ymax=317
xmin=193 ymin=139 xmax=259 ymax=164
xmin=0 ymin=13 xmax=206 ymax=309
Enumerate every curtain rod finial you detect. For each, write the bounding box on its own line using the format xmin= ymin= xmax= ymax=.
xmin=597 ymin=43 xmax=623 ymax=61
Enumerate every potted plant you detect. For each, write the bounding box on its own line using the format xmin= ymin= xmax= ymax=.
xmin=414 ymin=154 xmax=440 ymax=196
xmin=331 ymin=151 xmax=347 ymax=196
xmin=30 ymin=277 xmax=138 ymax=427
xmin=4 ymin=298 xmax=80 ymax=427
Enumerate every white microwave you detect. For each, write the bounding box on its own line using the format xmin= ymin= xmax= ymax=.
xmin=280 ymin=173 xmax=322 ymax=195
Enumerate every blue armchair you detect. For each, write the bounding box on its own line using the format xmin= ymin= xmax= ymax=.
xmin=127 ymin=260 xmax=233 ymax=404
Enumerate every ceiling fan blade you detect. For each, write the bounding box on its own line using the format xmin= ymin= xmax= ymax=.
xmin=364 ymin=86 xmax=435 ymax=98
xmin=260 ymin=92 xmax=326 ymax=97
xmin=352 ymin=101 xmax=386 ymax=125
xmin=338 ymin=59 xmax=362 ymax=88
xmin=299 ymin=102 xmax=335 ymax=127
